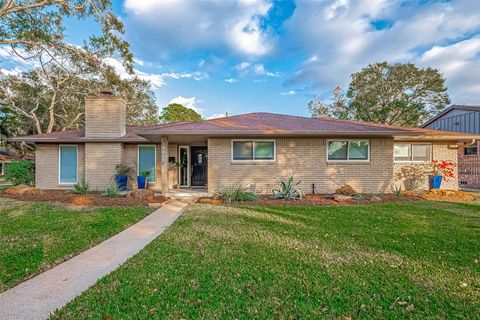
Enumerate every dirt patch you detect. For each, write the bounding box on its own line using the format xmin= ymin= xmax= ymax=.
xmin=335 ymin=184 xmax=357 ymax=196
xmin=420 ymin=190 xmax=476 ymax=202
xmin=197 ymin=193 xmax=421 ymax=206
xmin=4 ymin=185 xmax=39 ymax=195
xmin=1 ymin=189 xmax=169 ymax=207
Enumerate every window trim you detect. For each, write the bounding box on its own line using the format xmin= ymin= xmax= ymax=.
xmin=137 ymin=144 xmax=157 ymax=182
xmin=393 ymin=142 xmax=432 ymax=163
xmin=58 ymin=144 xmax=78 ymax=185
xmin=231 ymin=139 xmax=276 ymax=162
xmin=326 ymin=139 xmax=370 ymax=162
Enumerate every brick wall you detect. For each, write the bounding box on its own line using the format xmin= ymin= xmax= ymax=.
xmin=85 ymin=95 xmax=126 ymax=138
xmin=208 ymin=138 xmax=395 ymax=194
xmin=35 ymin=144 xmax=85 ymax=189
xmin=208 ymin=138 xmax=460 ymax=194
xmin=84 ymin=143 xmax=122 ymax=190
xmin=393 ymin=141 xmax=459 ymax=191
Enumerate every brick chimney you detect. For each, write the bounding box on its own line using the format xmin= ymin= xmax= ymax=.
xmin=85 ymin=91 xmax=126 ymax=138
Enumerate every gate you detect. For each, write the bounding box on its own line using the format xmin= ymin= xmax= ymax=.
xmin=459 ymin=156 xmax=480 ymax=191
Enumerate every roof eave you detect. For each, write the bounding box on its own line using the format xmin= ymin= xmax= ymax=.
xmin=136 ymin=130 xmax=421 ymax=137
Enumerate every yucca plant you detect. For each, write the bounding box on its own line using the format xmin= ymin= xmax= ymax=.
xmin=102 ymin=185 xmax=120 ymax=198
xmin=217 ymin=185 xmax=257 ymax=203
xmin=73 ymin=180 xmax=90 ymax=195
xmin=272 ymin=177 xmax=304 ymax=200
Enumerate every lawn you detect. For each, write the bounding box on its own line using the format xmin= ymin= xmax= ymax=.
xmin=52 ymin=201 xmax=479 ymax=319
xmin=0 ymin=202 xmax=152 ymax=292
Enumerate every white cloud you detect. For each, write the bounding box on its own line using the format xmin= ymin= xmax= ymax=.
xmin=284 ymin=0 xmax=480 ymax=103
xmin=280 ymin=90 xmax=296 ymax=96
xmin=235 ymin=61 xmax=251 ymax=71
xmin=104 ymin=58 xmax=207 ymax=89
xmin=168 ymin=96 xmax=199 ymax=111
xmin=123 ymin=0 xmax=274 ymax=57
xmin=254 ymin=63 xmax=280 ymax=77
xmin=207 ymin=113 xmax=228 ymax=119
xmin=224 ymin=78 xmax=238 ymax=83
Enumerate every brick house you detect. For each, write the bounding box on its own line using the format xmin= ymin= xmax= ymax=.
xmin=10 ymin=93 xmax=479 ymax=194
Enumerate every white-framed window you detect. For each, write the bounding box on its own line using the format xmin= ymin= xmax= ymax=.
xmin=231 ymin=140 xmax=276 ymax=161
xmin=59 ymin=145 xmax=78 ymax=184
xmin=327 ymin=140 xmax=370 ymax=161
xmin=138 ymin=145 xmax=156 ymax=182
xmin=394 ymin=143 xmax=431 ymax=162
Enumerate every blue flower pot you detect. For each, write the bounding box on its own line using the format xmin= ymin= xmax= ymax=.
xmin=429 ymin=175 xmax=443 ymax=189
xmin=137 ymin=176 xmax=148 ymax=189
xmin=116 ymin=175 xmax=128 ymax=191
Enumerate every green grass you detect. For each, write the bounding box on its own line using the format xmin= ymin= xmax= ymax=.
xmin=0 ymin=203 xmax=151 ymax=292
xmin=52 ymin=201 xmax=480 ymax=319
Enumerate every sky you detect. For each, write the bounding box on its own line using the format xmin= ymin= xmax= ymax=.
xmin=3 ymin=0 xmax=480 ymax=119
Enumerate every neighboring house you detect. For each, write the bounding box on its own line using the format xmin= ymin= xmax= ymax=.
xmin=422 ymin=105 xmax=480 ymax=190
xmin=10 ymin=93 xmax=478 ymax=194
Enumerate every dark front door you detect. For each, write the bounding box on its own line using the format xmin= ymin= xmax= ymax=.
xmin=191 ymin=147 xmax=207 ymax=186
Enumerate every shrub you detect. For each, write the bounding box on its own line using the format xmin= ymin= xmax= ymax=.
xmin=103 ymin=185 xmax=120 ymax=198
xmin=4 ymin=160 xmax=35 ymax=186
xmin=140 ymin=170 xmax=151 ymax=177
xmin=73 ymin=180 xmax=90 ymax=195
xmin=272 ymin=177 xmax=304 ymax=200
xmin=217 ymin=185 xmax=257 ymax=203
xmin=115 ymin=164 xmax=132 ymax=177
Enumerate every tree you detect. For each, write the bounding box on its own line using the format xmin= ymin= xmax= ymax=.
xmin=0 ymin=0 xmax=133 ymax=72
xmin=347 ymin=62 xmax=450 ymax=127
xmin=308 ymin=86 xmax=348 ymax=119
xmin=159 ymin=103 xmax=202 ymax=123
xmin=307 ymin=62 xmax=450 ymax=127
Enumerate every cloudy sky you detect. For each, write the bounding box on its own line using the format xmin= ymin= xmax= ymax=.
xmin=3 ymin=0 xmax=480 ymax=118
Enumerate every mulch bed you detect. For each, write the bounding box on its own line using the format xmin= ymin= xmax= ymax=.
xmin=196 ymin=193 xmax=421 ymax=206
xmin=1 ymin=190 xmax=169 ymax=207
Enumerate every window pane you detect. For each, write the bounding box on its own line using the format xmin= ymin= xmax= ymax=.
xmin=394 ymin=144 xmax=411 ymax=161
xmin=465 ymin=145 xmax=478 ymax=156
xmin=60 ymin=146 xmax=77 ymax=183
xmin=328 ymin=141 xmax=347 ymax=160
xmin=348 ymin=141 xmax=369 ymax=160
xmin=412 ymin=144 xmax=431 ymax=162
xmin=233 ymin=141 xmax=253 ymax=160
xmin=254 ymin=141 xmax=274 ymax=160
xmin=139 ymin=146 xmax=156 ymax=181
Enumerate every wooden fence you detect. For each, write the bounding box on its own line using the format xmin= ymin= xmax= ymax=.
xmin=459 ymin=156 xmax=480 ymax=191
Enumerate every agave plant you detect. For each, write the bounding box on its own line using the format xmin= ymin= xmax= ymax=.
xmin=272 ymin=177 xmax=304 ymax=200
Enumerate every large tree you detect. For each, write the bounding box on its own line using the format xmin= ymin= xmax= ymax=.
xmin=308 ymin=62 xmax=450 ymax=127
xmin=0 ymin=0 xmax=133 ymax=71
xmin=159 ymin=103 xmax=202 ymax=123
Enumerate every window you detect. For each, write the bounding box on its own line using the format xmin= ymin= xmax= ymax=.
xmin=138 ymin=145 xmax=156 ymax=182
xmin=59 ymin=145 xmax=77 ymax=184
xmin=464 ymin=144 xmax=478 ymax=156
xmin=394 ymin=143 xmax=431 ymax=162
xmin=232 ymin=140 xmax=275 ymax=161
xmin=327 ymin=140 xmax=369 ymax=161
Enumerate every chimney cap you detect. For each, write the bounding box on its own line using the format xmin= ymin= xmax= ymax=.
xmin=99 ymin=89 xmax=113 ymax=95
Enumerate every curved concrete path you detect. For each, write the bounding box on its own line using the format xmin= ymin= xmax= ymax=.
xmin=0 ymin=197 xmax=193 ymax=320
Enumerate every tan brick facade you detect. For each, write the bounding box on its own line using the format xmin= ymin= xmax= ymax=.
xmin=85 ymin=143 xmax=122 ymax=191
xmin=85 ymin=95 xmax=126 ymax=138
xmin=35 ymin=144 xmax=85 ymax=189
xmin=208 ymin=138 xmax=459 ymax=194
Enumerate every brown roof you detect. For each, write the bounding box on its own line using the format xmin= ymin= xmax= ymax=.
xmin=9 ymin=112 xmax=478 ymax=143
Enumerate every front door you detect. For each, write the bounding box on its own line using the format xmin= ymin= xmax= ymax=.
xmin=191 ymin=147 xmax=207 ymax=186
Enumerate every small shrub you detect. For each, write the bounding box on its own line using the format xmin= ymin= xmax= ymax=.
xmin=140 ymin=170 xmax=151 ymax=177
xmin=115 ymin=164 xmax=132 ymax=177
xmin=393 ymin=184 xmax=402 ymax=197
xmin=217 ymin=185 xmax=257 ymax=203
xmin=103 ymin=185 xmax=120 ymax=198
xmin=73 ymin=180 xmax=90 ymax=195
xmin=272 ymin=177 xmax=304 ymax=200
xmin=4 ymin=160 xmax=35 ymax=186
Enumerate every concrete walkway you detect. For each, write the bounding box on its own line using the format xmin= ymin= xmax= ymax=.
xmin=0 ymin=197 xmax=193 ymax=320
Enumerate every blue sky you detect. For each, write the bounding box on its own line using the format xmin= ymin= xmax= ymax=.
xmin=3 ymin=0 xmax=480 ymax=118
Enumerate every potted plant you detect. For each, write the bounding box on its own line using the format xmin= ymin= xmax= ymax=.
xmin=115 ymin=164 xmax=132 ymax=191
xmin=430 ymin=160 xmax=456 ymax=189
xmin=137 ymin=170 xmax=151 ymax=189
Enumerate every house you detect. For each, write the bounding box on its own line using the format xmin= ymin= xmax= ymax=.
xmin=9 ymin=92 xmax=479 ymax=194
xmin=422 ymin=105 xmax=480 ymax=190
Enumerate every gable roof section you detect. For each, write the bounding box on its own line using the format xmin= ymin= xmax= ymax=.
xmin=421 ymin=105 xmax=480 ymax=128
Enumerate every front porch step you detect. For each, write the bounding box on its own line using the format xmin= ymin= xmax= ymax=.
xmin=166 ymin=188 xmax=211 ymax=198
